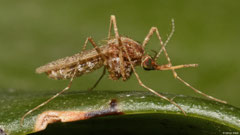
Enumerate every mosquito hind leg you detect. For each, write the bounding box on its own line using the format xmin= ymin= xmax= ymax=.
xmin=21 ymin=37 xmax=109 ymax=125
xmin=85 ymin=37 xmax=109 ymax=90
xmin=21 ymin=68 xmax=78 ymax=126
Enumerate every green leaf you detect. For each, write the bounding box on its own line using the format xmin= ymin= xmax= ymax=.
xmin=0 ymin=91 xmax=239 ymax=135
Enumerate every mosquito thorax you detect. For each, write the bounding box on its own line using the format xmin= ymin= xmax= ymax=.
xmin=107 ymin=37 xmax=144 ymax=80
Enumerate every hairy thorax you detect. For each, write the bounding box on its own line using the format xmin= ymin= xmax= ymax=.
xmin=106 ymin=37 xmax=144 ymax=81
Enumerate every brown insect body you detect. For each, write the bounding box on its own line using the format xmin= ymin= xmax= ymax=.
xmin=36 ymin=37 xmax=144 ymax=81
xmin=21 ymin=15 xmax=226 ymax=126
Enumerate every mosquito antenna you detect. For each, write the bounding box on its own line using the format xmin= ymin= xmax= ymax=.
xmin=154 ymin=18 xmax=175 ymax=61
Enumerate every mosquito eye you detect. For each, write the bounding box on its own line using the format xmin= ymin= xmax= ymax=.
xmin=142 ymin=58 xmax=154 ymax=70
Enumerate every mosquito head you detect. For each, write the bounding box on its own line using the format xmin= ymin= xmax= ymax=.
xmin=141 ymin=55 xmax=157 ymax=71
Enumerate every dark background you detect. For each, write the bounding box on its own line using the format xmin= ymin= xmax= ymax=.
xmin=0 ymin=0 xmax=239 ymax=107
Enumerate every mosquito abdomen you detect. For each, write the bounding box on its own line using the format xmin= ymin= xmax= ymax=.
xmin=46 ymin=55 xmax=104 ymax=80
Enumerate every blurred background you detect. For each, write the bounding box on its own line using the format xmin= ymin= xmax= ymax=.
xmin=0 ymin=0 xmax=239 ymax=107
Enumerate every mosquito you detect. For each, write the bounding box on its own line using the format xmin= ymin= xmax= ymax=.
xmin=21 ymin=15 xmax=227 ymax=125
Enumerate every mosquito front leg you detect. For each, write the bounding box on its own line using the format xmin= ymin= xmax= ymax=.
xmin=154 ymin=19 xmax=175 ymax=61
xmin=177 ymin=76 xmax=227 ymax=103
xmin=142 ymin=19 xmax=175 ymax=61
xmin=143 ymin=27 xmax=176 ymax=76
xmin=21 ymin=68 xmax=78 ymax=126
xmin=144 ymin=26 xmax=227 ymax=104
xmin=121 ymin=44 xmax=186 ymax=115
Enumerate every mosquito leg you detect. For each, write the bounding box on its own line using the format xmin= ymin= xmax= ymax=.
xmin=21 ymin=68 xmax=78 ymax=126
xmin=145 ymin=26 xmax=227 ymax=104
xmin=81 ymin=37 xmax=90 ymax=51
xmin=109 ymin=15 xmax=185 ymax=112
xmin=88 ymin=67 xmax=106 ymax=91
xmin=81 ymin=37 xmax=105 ymax=57
xmin=108 ymin=16 xmax=113 ymax=39
xmin=175 ymin=76 xmax=227 ymax=104
xmin=118 ymin=38 xmax=127 ymax=80
xmin=121 ymin=44 xmax=186 ymax=115
xmin=108 ymin=15 xmax=120 ymax=39
xmin=85 ymin=37 xmax=107 ymax=64
xmin=154 ymin=19 xmax=175 ymax=61
xmin=110 ymin=15 xmax=187 ymax=114
xmin=109 ymin=16 xmax=186 ymax=113
xmin=80 ymin=37 xmax=108 ymax=90
xmin=155 ymin=27 xmax=226 ymax=104
xmin=108 ymin=15 xmax=127 ymax=80
xmin=80 ymin=37 xmax=108 ymax=68
xmin=86 ymin=37 xmax=109 ymax=89
xmin=86 ymin=15 xmax=123 ymax=51
xmin=142 ymin=19 xmax=175 ymax=61
xmin=143 ymin=27 xmax=175 ymax=75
